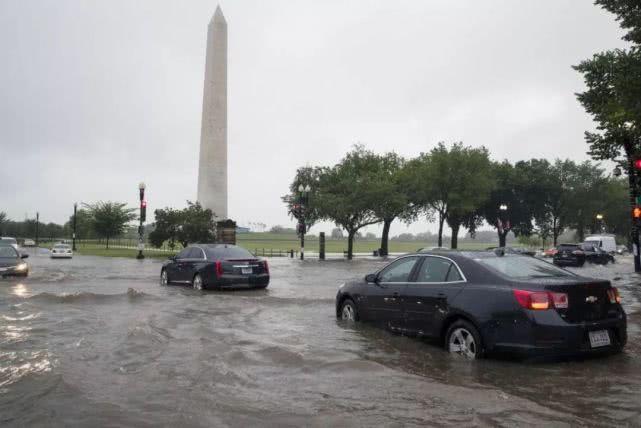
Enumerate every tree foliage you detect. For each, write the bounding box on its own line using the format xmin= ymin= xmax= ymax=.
xmin=149 ymin=201 xmax=215 ymax=249
xmin=83 ymin=202 xmax=136 ymax=248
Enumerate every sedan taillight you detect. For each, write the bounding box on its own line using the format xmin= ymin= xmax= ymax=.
xmin=572 ymin=250 xmax=584 ymax=255
xmin=607 ymin=287 xmax=621 ymax=304
xmin=215 ymin=260 xmax=223 ymax=278
xmin=513 ymin=289 xmax=568 ymax=310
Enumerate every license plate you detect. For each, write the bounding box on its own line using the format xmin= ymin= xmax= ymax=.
xmin=241 ymin=267 xmax=253 ymax=275
xmin=562 ymin=254 xmax=568 ymax=258
xmin=589 ymin=330 xmax=611 ymax=348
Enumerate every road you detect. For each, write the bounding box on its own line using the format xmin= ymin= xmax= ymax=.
xmin=1 ymin=250 xmax=640 ymax=427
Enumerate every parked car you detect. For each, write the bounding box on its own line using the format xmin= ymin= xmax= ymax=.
xmin=160 ymin=244 xmax=269 ymax=290
xmin=585 ymin=235 xmax=617 ymax=253
xmin=335 ymin=251 xmax=626 ymax=359
xmin=553 ymin=244 xmax=586 ymax=267
xmin=22 ymin=239 xmax=36 ymax=247
xmin=486 ymin=246 xmax=536 ymax=257
xmin=51 ymin=243 xmax=73 ymax=259
xmin=0 ymin=237 xmax=19 ymax=250
xmin=543 ymin=247 xmax=558 ymax=258
xmin=580 ymin=243 xmax=615 ymax=264
xmin=616 ymin=245 xmax=629 ymax=255
xmin=0 ymin=245 xmax=29 ymax=277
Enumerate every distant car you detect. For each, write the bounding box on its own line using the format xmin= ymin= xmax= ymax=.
xmin=22 ymin=239 xmax=36 ymax=247
xmin=51 ymin=243 xmax=73 ymax=259
xmin=543 ymin=247 xmax=558 ymax=258
xmin=160 ymin=244 xmax=269 ymax=290
xmin=336 ymin=251 xmax=626 ymax=359
xmin=486 ymin=247 xmax=536 ymax=257
xmin=0 ymin=237 xmax=19 ymax=250
xmin=0 ymin=245 xmax=29 ymax=277
xmin=580 ymin=243 xmax=615 ymax=265
xmin=616 ymin=245 xmax=629 ymax=255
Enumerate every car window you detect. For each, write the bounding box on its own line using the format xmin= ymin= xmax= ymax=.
xmin=477 ymin=255 xmax=575 ymax=278
xmin=177 ymin=248 xmax=191 ymax=259
xmin=378 ymin=257 xmax=418 ymax=283
xmin=0 ymin=246 xmax=18 ymax=258
xmin=205 ymin=246 xmax=254 ymax=260
xmin=416 ymin=257 xmax=463 ymax=283
xmin=189 ymin=247 xmax=204 ymax=259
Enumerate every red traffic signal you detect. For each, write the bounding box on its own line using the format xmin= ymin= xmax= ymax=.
xmin=634 ymin=207 xmax=641 ymax=219
xmin=634 ymin=159 xmax=641 ymax=170
xmin=141 ymin=200 xmax=147 ymax=208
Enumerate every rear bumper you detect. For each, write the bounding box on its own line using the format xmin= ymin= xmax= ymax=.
xmin=488 ymin=312 xmax=627 ymax=358
xmin=51 ymin=253 xmax=72 ymax=258
xmin=207 ymin=274 xmax=270 ymax=289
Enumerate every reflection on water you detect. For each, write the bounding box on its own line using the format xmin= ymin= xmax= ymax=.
xmin=0 ymin=252 xmax=639 ymax=426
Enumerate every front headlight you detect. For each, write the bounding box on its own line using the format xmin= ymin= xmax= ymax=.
xmin=15 ymin=263 xmax=27 ymax=271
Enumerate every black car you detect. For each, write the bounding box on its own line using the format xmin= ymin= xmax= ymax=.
xmin=336 ymin=251 xmax=626 ymax=359
xmin=160 ymin=244 xmax=269 ymax=290
xmin=580 ymin=243 xmax=615 ymax=265
xmin=0 ymin=245 xmax=29 ymax=277
xmin=553 ymin=244 xmax=586 ymax=267
xmin=553 ymin=243 xmax=614 ymax=267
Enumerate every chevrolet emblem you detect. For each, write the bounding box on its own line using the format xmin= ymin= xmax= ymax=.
xmin=585 ymin=296 xmax=598 ymax=303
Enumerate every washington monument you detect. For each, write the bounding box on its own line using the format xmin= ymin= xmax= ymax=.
xmin=197 ymin=5 xmax=227 ymax=219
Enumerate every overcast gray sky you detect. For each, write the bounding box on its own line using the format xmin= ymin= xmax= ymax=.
xmin=0 ymin=0 xmax=628 ymax=236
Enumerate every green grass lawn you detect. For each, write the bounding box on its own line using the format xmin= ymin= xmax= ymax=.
xmin=49 ymin=233 xmax=495 ymax=259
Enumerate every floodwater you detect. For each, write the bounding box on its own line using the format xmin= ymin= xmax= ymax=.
xmin=1 ymin=249 xmax=640 ymax=427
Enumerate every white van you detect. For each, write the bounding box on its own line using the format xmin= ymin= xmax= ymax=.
xmin=584 ymin=235 xmax=617 ymax=253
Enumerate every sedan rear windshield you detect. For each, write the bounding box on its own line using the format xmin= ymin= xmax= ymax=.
xmin=476 ymin=255 xmax=575 ymax=279
xmin=205 ymin=246 xmax=254 ymax=260
xmin=0 ymin=246 xmax=18 ymax=258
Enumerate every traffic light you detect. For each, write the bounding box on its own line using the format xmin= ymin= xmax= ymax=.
xmin=141 ymin=200 xmax=147 ymax=222
xmin=634 ymin=206 xmax=641 ymax=219
xmin=634 ymin=159 xmax=641 ymax=170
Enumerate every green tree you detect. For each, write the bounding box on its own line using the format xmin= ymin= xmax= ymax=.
xmin=480 ymin=161 xmax=534 ymax=247
xmin=600 ymin=177 xmax=632 ymax=243
xmin=565 ymin=161 xmax=609 ymax=242
xmin=0 ymin=212 xmax=7 ymax=235
xmin=83 ymin=202 xmax=137 ymax=248
xmin=64 ymin=209 xmax=94 ymax=240
xmin=282 ymin=166 xmax=328 ymax=234
xmin=177 ymin=201 xmax=215 ymax=247
xmin=149 ymin=207 xmax=183 ymax=249
xmin=406 ymin=143 xmax=494 ymax=249
xmin=371 ymin=152 xmax=420 ymax=256
xmin=316 ymin=146 xmax=380 ymax=259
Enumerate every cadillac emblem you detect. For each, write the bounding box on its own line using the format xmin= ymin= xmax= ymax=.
xmin=585 ymin=296 xmax=598 ymax=303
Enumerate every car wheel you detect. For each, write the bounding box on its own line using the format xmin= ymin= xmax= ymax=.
xmin=160 ymin=269 xmax=169 ymax=286
xmin=339 ymin=299 xmax=358 ymax=322
xmin=445 ymin=320 xmax=483 ymax=360
xmin=192 ymin=273 xmax=203 ymax=291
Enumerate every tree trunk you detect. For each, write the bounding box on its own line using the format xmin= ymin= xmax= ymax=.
xmin=437 ymin=213 xmax=445 ymax=248
xmin=347 ymin=230 xmax=355 ymax=260
xmin=576 ymin=223 xmax=585 ymax=242
xmin=553 ymin=218 xmax=559 ymax=247
xmin=106 ymin=237 xmax=109 ymax=249
xmin=450 ymin=223 xmax=460 ymax=249
xmin=498 ymin=229 xmax=508 ymax=247
xmin=380 ymin=218 xmax=392 ymax=256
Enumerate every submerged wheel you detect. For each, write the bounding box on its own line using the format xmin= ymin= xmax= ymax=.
xmin=192 ymin=273 xmax=203 ymax=290
xmin=445 ymin=320 xmax=483 ymax=360
xmin=340 ymin=299 xmax=358 ymax=322
xmin=160 ymin=270 xmax=168 ymax=286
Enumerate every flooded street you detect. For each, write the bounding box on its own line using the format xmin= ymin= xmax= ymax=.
xmin=1 ymin=250 xmax=640 ymax=427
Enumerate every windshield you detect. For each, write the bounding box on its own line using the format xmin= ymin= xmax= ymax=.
xmin=0 ymin=246 xmax=18 ymax=258
xmin=0 ymin=238 xmax=17 ymax=244
xmin=477 ymin=255 xmax=575 ymax=279
xmin=205 ymin=246 xmax=254 ymax=260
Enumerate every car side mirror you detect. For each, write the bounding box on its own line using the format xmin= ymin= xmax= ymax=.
xmin=365 ymin=273 xmax=378 ymax=283
xmin=21 ymin=254 xmax=29 ymax=259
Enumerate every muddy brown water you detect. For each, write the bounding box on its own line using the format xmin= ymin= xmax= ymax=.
xmin=1 ymin=249 xmax=640 ymax=427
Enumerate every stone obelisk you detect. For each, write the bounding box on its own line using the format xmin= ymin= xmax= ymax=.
xmin=197 ymin=5 xmax=227 ymax=219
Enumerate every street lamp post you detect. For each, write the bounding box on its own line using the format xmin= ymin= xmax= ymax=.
xmin=35 ymin=212 xmax=39 ymax=247
xmin=297 ymin=184 xmax=311 ymax=260
xmin=498 ymin=204 xmax=509 ymax=247
xmin=137 ymin=182 xmax=147 ymax=260
xmin=72 ymin=203 xmax=78 ymax=251
xmin=596 ymin=213 xmax=604 ymax=233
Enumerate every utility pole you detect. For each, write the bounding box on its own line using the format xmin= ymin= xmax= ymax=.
xmin=72 ymin=203 xmax=78 ymax=251
xmin=137 ymin=182 xmax=147 ymax=260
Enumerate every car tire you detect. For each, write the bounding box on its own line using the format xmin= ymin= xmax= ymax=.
xmin=445 ymin=320 xmax=484 ymax=360
xmin=339 ymin=298 xmax=359 ymax=322
xmin=192 ymin=273 xmax=203 ymax=291
xmin=160 ymin=269 xmax=169 ymax=286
